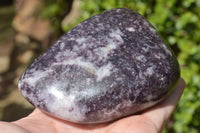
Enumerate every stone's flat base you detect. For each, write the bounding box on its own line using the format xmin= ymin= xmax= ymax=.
xmin=18 ymin=8 xmax=180 ymax=123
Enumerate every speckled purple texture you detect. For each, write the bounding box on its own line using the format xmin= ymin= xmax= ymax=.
xmin=18 ymin=8 xmax=180 ymax=123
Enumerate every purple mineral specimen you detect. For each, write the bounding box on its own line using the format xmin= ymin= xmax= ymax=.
xmin=18 ymin=8 xmax=180 ymax=123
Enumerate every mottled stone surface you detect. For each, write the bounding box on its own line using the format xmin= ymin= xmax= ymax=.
xmin=18 ymin=8 xmax=180 ymax=123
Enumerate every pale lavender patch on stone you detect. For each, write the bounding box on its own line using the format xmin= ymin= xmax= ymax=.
xmin=18 ymin=8 xmax=180 ymax=123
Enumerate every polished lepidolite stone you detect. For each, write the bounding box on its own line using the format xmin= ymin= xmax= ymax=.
xmin=18 ymin=8 xmax=180 ymax=123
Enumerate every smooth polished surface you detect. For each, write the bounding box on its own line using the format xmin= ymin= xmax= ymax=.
xmin=18 ymin=8 xmax=180 ymax=123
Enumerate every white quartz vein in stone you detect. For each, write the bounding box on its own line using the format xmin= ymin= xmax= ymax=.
xmin=154 ymin=53 xmax=166 ymax=59
xmin=160 ymin=43 xmax=172 ymax=56
xmin=98 ymin=39 xmax=117 ymax=58
xmin=149 ymin=27 xmax=157 ymax=33
xmin=36 ymin=82 xmax=88 ymax=122
xmin=48 ymin=85 xmax=65 ymax=99
xmin=19 ymin=70 xmax=52 ymax=88
xmin=53 ymin=58 xmax=114 ymax=82
xmin=135 ymin=55 xmax=146 ymax=62
xmin=76 ymin=37 xmax=87 ymax=44
xmin=47 ymin=91 xmax=86 ymax=122
xmin=145 ymin=66 xmax=155 ymax=76
xmin=126 ymin=27 xmax=135 ymax=32
xmin=109 ymin=29 xmax=124 ymax=42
